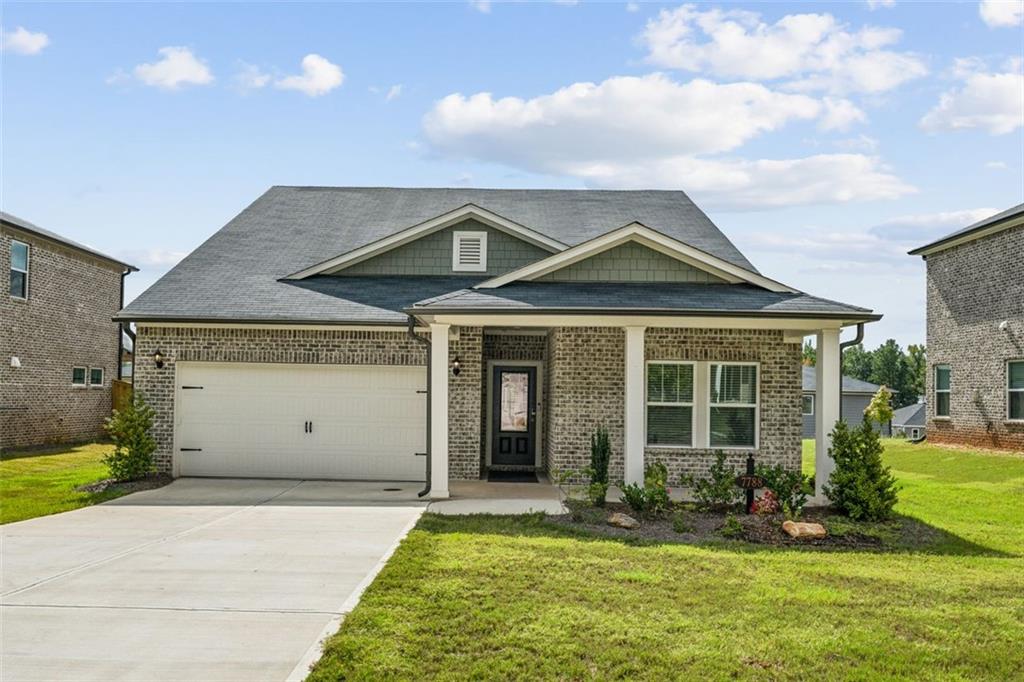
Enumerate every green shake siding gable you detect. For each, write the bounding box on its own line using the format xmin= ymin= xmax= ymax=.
xmin=339 ymin=219 xmax=552 ymax=276
xmin=537 ymin=242 xmax=728 ymax=283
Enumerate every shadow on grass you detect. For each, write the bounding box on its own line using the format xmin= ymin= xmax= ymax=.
xmin=0 ymin=441 xmax=111 ymax=462
xmin=415 ymin=511 xmax=1015 ymax=559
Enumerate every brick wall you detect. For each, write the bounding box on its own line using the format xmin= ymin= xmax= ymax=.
xmin=1 ymin=227 xmax=123 ymax=449
xmin=925 ymin=225 xmax=1024 ymax=450
xmin=133 ymin=325 xmax=488 ymax=477
xmin=543 ymin=327 xmax=802 ymax=482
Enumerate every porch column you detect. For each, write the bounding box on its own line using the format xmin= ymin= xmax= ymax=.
xmin=623 ymin=326 xmax=646 ymax=487
xmin=430 ymin=323 xmax=450 ymax=499
xmin=814 ymin=328 xmax=841 ymax=502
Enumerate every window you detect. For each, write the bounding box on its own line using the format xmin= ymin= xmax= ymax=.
xmin=646 ymin=362 xmax=694 ymax=447
xmin=910 ymin=428 xmax=920 ymax=439
xmin=72 ymin=367 xmax=86 ymax=386
xmin=89 ymin=368 xmax=104 ymax=387
xmin=802 ymin=394 xmax=815 ymax=416
xmin=935 ymin=365 xmax=951 ymax=417
xmin=10 ymin=240 xmax=29 ymax=299
xmin=452 ymin=231 xmax=487 ymax=272
xmin=709 ymin=363 xmax=758 ymax=448
xmin=1009 ymin=361 xmax=1024 ymax=421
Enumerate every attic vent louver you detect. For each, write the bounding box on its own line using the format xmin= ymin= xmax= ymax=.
xmin=452 ymin=231 xmax=488 ymax=272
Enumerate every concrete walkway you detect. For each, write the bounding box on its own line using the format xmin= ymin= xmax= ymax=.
xmin=1 ymin=479 xmax=425 ymax=682
xmin=428 ymin=479 xmax=566 ymax=515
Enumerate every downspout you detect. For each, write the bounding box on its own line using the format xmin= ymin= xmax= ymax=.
xmin=407 ymin=315 xmax=432 ymax=498
xmin=838 ymin=323 xmax=865 ymax=420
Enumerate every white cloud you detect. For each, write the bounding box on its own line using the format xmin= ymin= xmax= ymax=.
xmin=641 ymin=6 xmax=927 ymax=94
xmin=132 ymin=47 xmax=214 ymax=90
xmin=867 ymin=0 xmax=896 ymax=9
xmin=979 ymin=0 xmax=1024 ymax=27
xmin=118 ymin=248 xmax=188 ymax=270
xmin=1 ymin=26 xmax=49 ymax=55
xmin=233 ymin=62 xmax=271 ymax=92
xmin=985 ymin=160 xmax=1009 ymax=169
xmin=275 ymin=54 xmax=344 ymax=96
xmin=867 ymin=208 xmax=998 ymax=241
xmin=833 ymin=134 xmax=880 ymax=152
xmin=819 ymin=97 xmax=867 ymax=131
xmin=920 ymin=59 xmax=1024 ymax=134
xmin=626 ymin=2 xmax=640 ymax=11
xmin=386 ymin=84 xmax=403 ymax=101
xmin=469 ymin=0 xmax=491 ymax=13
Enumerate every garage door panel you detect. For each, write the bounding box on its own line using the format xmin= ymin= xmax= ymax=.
xmin=176 ymin=363 xmax=427 ymax=480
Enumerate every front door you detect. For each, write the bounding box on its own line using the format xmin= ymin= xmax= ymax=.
xmin=491 ymin=366 xmax=537 ymax=467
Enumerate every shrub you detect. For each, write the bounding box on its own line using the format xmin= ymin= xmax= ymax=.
xmin=751 ymin=490 xmax=780 ymax=516
xmin=680 ymin=451 xmax=741 ymax=511
xmin=619 ymin=461 xmax=672 ymax=517
xmin=620 ymin=483 xmax=649 ymax=516
xmin=672 ymin=510 xmax=693 ymax=534
xmin=755 ymin=463 xmax=813 ymax=517
xmin=720 ymin=513 xmax=744 ymax=539
xmin=587 ymin=481 xmax=609 ymax=507
xmin=103 ymin=392 xmax=157 ymax=481
xmin=864 ymin=386 xmax=895 ymax=426
xmin=824 ymin=419 xmax=900 ymax=521
xmin=590 ymin=427 xmax=611 ymax=485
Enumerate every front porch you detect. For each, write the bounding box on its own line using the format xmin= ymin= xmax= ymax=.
xmin=424 ymin=319 xmax=846 ymax=504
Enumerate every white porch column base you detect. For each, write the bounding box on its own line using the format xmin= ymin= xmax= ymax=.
xmin=623 ymin=326 xmax=646 ymax=487
xmin=430 ymin=323 xmax=450 ymax=499
xmin=814 ymin=329 xmax=841 ymax=504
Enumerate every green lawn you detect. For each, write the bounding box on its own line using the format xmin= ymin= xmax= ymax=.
xmin=0 ymin=442 xmax=124 ymax=524
xmin=309 ymin=440 xmax=1024 ymax=681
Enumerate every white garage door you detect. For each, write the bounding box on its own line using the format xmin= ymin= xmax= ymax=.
xmin=175 ymin=363 xmax=427 ymax=480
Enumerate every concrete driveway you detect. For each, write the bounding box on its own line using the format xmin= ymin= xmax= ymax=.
xmin=1 ymin=479 xmax=426 ymax=681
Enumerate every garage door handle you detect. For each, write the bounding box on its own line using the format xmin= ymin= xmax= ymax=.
xmin=309 ymin=421 xmax=313 ymax=433
xmin=414 ymin=452 xmax=427 ymax=457
xmin=181 ymin=386 xmax=204 ymax=390
xmin=180 ymin=448 xmax=202 ymax=452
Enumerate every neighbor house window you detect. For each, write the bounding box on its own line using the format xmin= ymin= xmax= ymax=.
xmin=709 ymin=363 xmax=758 ymax=448
xmin=935 ymin=365 xmax=951 ymax=417
xmin=10 ymin=240 xmax=29 ymax=299
xmin=89 ymin=368 xmax=104 ymax=387
xmin=646 ymin=362 xmax=694 ymax=447
xmin=1009 ymin=361 xmax=1024 ymax=421
xmin=72 ymin=367 xmax=87 ymax=386
xmin=802 ymin=394 xmax=814 ymax=416
xmin=452 ymin=231 xmax=487 ymax=272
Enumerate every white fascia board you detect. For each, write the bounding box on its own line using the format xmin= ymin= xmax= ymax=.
xmin=285 ymin=204 xmax=567 ymax=279
xmin=415 ymin=312 xmax=847 ymax=331
xmin=475 ymin=222 xmax=799 ymax=293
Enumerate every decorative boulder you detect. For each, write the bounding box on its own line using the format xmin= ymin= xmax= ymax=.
xmin=607 ymin=512 xmax=640 ymax=529
xmin=782 ymin=520 xmax=827 ymax=539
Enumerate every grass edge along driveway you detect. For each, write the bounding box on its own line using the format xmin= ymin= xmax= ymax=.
xmin=1 ymin=442 xmax=123 ymax=524
xmin=308 ymin=440 xmax=1024 ymax=681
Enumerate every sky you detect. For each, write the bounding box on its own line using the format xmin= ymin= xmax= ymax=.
xmin=2 ymin=1 xmax=1022 ymax=349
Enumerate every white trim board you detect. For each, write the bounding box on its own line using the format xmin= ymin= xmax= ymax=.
xmin=286 ymin=204 xmax=566 ymax=279
xmin=476 ymin=222 xmax=799 ymax=294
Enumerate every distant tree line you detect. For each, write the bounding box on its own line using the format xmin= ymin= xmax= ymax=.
xmin=802 ymin=339 xmax=926 ymax=409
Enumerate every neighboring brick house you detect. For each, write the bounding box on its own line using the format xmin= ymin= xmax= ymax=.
xmin=116 ymin=187 xmax=880 ymax=499
xmin=1 ymin=212 xmax=136 ymax=450
xmin=910 ymin=203 xmax=1024 ymax=451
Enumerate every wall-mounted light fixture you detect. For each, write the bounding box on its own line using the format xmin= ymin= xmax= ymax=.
xmin=451 ymin=356 xmax=461 ymax=377
xmin=153 ymin=349 xmax=165 ymax=369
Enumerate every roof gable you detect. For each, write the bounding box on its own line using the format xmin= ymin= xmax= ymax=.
xmin=535 ymin=241 xmax=728 ymax=284
xmin=477 ymin=223 xmax=797 ymax=293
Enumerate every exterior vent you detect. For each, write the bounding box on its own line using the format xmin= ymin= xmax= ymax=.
xmin=452 ymin=231 xmax=488 ymax=272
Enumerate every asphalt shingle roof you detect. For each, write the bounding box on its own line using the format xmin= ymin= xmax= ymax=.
xmin=801 ymin=366 xmax=883 ymax=394
xmin=116 ymin=186 xmax=876 ymax=324
xmin=2 ymin=211 xmax=136 ymax=271
xmin=892 ymin=402 xmax=926 ymax=427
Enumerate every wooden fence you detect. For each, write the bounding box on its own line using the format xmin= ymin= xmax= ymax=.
xmin=112 ymin=379 xmax=133 ymax=413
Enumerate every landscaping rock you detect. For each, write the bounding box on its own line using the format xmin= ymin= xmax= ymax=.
xmin=782 ymin=520 xmax=827 ymax=539
xmin=607 ymin=512 xmax=640 ymax=529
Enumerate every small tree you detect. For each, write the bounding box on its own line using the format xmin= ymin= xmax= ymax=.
xmin=823 ymin=420 xmax=899 ymax=521
xmin=103 ymin=392 xmax=157 ymax=481
xmin=864 ymin=385 xmax=895 ymax=426
xmin=587 ymin=426 xmax=612 ymax=506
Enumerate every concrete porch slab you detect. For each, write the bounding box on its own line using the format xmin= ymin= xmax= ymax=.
xmin=427 ymin=479 xmax=566 ymax=515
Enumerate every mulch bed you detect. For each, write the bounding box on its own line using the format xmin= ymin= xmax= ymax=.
xmin=547 ymin=502 xmax=915 ymax=550
xmin=76 ymin=474 xmax=173 ymax=495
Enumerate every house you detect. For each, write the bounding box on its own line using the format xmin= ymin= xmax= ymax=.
xmin=115 ymin=187 xmax=880 ymax=499
xmin=1 ymin=212 xmax=136 ymax=450
xmin=892 ymin=402 xmax=926 ymax=440
xmin=801 ymin=366 xmax=889 ymax=437
xmin=910 ymin=203 xmax=1024 ymax=451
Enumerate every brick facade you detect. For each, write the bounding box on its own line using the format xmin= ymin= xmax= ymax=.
xmin=924 ymin=225 xmax=1024 ymax=451
xmin=1 ymin=226 xmax=123 ymax=449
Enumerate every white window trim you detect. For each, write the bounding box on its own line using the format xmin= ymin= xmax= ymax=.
xmin=802 ymin=393 xmax=815 ymax=416
xmin=1008 ymin=360 xmax=1024 ymax=422
xmin=935 ymin=364 xmax=951 ymax=419
xmin=910 ymin=428 xmax=920 ymax=439
xmin=10 ymin=239 xmax=29 ymax=300
xmin=72 ymin=366 xmax=87 ymax=387
xmin=88 ymin=367 xmax=104 ymax=388
xmin=708 ymin=361 xmax=760 ymax=450
xmin=452 ymin=230 xmax=488 ymax=272
xmin=645 ymin=361 xmax=696 ymax=449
